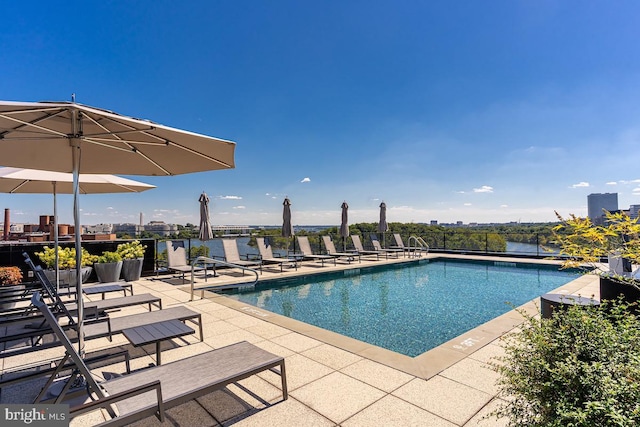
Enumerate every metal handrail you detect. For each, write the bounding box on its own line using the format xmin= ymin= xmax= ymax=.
xmin=189 ymin=256 xmax=259 ymax=301
xmin=408 ymin=235 xmax=429 ymax=257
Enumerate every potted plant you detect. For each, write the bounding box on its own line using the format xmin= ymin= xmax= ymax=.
xmin=94 ymin=251 xmax=123 ymax=283
xmin=117 ymin=240 xmax=147 ymax=281
xmin=551 ymin=211 xmax=640 ymax=303
xmin=0 ymin=266 xmax=24 ymax=310
xmin=35 ymin=246 xmax=96 ymax=285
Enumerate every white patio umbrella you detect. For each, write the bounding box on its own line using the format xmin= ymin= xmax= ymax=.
xmin=198 ymin=192 xmax=213 ymax=241
xmin=0 ymin=167 xmax=155 ymax=288
xmin=340 ymin=201 xmax=349 ymax=251
xmin=0 ymin=100 xmax=236 ymax=355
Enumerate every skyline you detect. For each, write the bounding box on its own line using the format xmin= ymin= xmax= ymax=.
xmin=2 ymin=2 xmax=640 ymax=226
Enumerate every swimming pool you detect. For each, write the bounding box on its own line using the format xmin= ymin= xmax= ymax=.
xmin=221 ymin=259 xmax=579 ymax=357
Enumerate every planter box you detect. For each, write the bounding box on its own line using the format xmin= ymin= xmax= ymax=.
xmin=599 ymin=276 xmax=640 ymax=304
xmin=44 ymin=267 xmax=93 ymax=286
xmin=94 ymin=261 xmax=123 ymax=283
xmin=122 ymin=258 xmax=144 ymax=282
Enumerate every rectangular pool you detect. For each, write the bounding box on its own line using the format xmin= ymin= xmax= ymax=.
xmin=220 ymin=259 xmax=579 ymax=357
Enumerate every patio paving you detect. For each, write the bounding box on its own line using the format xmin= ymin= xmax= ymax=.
xmin=0 ymin=253 xmax=600 ymax=426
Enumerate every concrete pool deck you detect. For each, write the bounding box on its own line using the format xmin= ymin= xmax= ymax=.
xmin=0 ymin=253 xmax=600 ymax=426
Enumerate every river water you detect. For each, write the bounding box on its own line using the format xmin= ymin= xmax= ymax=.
xmin=158 ymin=239 xmax=558 ymax=258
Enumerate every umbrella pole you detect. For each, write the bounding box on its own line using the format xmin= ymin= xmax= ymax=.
xmin=71 ymin=133 xmax=84 ymax=357
xmin=53 ymin=182 xmax=59 ymax=292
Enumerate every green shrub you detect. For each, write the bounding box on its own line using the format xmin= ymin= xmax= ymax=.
xmin=96 ymin=251 xmax=123 ymax=264
xmin=35 ymin=246 xmax=97 ymax=269
xmin=491 ymin=299 xmax=640 ymax=426
xmin=190 ymin=245 xmax=210 ymax=259
xmin=116 ymin=240 xmax=146 ymax=259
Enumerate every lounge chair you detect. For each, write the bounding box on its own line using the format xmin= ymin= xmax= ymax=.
xmin=321 ymin=236 xmax=360 ymax=264
xmin=31 ymin=292 xmax=287 ymax=426
xmin=256 ymin=237 xmax=298 ymax=272
xmin=1 ymin=286 xmax=201 ymax=356
xmin=295 ymin=236 xmax=336 ymax=267
xmin=369 ymin=234 xmax=402 ymax=258
xmin=391 ymin=233 xmax=429 ymax=258
xmin=350 ymin=235 xmax=383 ymax=260
xmin=22 ymin=254 xmax=161 ymax=318
xmin=221 ymin=239 xmax=263 ymax=274
xmin=166 ymin=240 xmax=206 ymax=283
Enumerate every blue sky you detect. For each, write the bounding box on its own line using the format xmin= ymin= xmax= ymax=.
xmin=2 ymin=1 xmax=640 ymax=227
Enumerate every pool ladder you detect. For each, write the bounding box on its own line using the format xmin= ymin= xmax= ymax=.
xmin=407 ymin=236 xmax=429 ymax=258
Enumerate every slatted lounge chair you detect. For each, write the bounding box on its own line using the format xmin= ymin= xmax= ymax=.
xmin=350 ymin=235 xmax=383 ymax=260
xmin=221 ymin=239 xmax=263 ymax=274
xmin=165 ymin=240 xmax=207 ymax=284
xmin=165 ymin=240 xmax=207 ymax=283
xmin=83 ymin=305 xmax=203 ymax=342
xmin=295 ymin=236 xmax=336 ymax=267
xmin=1 ymin=306 xmax=202 ymax=359
xmin=256 ymin=237 xmax=298 ymax=272
xmin=1 ymin=287 xmax=200 ymax=356
xmin=21 ymin=254 xmax=159 ymax=318
xmin=321 ymin=236 xmax=360 ymax=264
xmin=391 ymin=233 xmax=429 ymax=258
xmin=66 ymin=294 xmax=162 ymax=314
xmin=369 ymin=234 xmax=402 ymax=258
xmin=31 ymin=292 xmax=288 ymax=426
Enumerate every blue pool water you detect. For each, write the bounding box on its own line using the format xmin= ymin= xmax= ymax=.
xmin=222 ymin=259 xmax=579 ymax=357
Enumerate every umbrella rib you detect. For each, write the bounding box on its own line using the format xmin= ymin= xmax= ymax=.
xmin=79 ymin=137 xmax=172 ymax=175
xmin=80 ymin=111 xmax=155 ymax=140
xmin=84 ymin=137 xmax=233 ymax=169
xmin=8 ymin=180 xmax=30 ymax=193
xmin=0 ymin=111 xmax=70 ymax=139
xmin=81 ymin=112 xmax=233 ymax=169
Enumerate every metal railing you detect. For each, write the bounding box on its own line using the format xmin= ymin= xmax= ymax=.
xmin=153 ymin=231 xmax=559 ymax=268
xmin=407 ymin=235 xmax=429 ymax=257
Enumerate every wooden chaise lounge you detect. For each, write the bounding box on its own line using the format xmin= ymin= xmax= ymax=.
xmin=32 ymin=292 xmax=288 ymax=427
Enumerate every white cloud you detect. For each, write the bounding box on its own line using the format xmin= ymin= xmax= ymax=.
xmin=473 ymin=186 xmax=494 ymax=193
xmin=500 ymin=204 xmax=509 ymax=208
xmin=456 ymin=190 xmax=466 ymax=194
xmin=301 ymin=177 xmax=311 ymax=183
xmin=606 ymin=182 xmax=618 ymax=186
xmin=464 ymin=203 xmax=472 ymax=206
xmin=232 ymin=206 xmax=246 ymax=210
xmin=633 ymin=187 xmax=640 ymax=195
xmin=219 ymin=195 xmax=242 ymax=200
xmin=570 ymin=182 xmax=590 ymax=188
xmin=107 ymin=206 xmax=114 ymax=210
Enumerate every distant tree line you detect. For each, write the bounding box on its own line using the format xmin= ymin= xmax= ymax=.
xmin=117 ymin=221 xmax=560 ymax=254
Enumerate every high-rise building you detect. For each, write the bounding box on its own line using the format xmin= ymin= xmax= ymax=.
xmin=630 ymin=205 xmax=640 ymax=220
xmin=587 ymin=193 xmax=618 ymax=224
